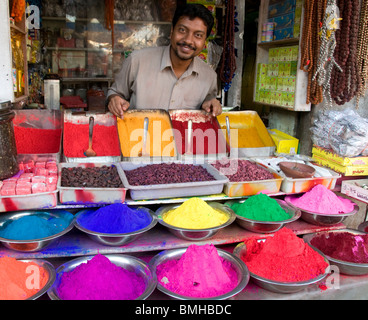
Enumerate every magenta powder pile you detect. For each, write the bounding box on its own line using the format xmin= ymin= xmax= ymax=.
xmin=311 ymin=232 xmax=368 ymax=263
xmin=288 ymin=184 xmax=355 ymax=214
xmin=156 ymin=244 xmax=238 ymax=298
xmin=57 ymin=254 xmax=145 ymax=300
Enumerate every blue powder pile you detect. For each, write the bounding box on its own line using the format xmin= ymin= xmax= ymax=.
xmin=0 ymin=211 xmax=74 ymax=240
xmin=77 ymin=203 xmax=152 ymax=234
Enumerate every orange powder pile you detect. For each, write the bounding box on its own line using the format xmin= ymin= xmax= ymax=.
xmin=117 ymin=112 xmax=176 ymax=157
xmin=0 ymin=256 xmax=49 ymax=300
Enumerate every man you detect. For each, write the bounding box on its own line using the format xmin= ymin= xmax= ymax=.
xmin=107 ymin=3 xmax=222 ymax=119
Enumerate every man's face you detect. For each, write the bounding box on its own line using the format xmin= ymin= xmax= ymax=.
xmin=170 ymin=16 xmax=208 ymax=61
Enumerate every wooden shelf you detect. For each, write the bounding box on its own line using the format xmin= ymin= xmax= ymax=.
xmin=257 ymin=38 xmax=300 ymax=48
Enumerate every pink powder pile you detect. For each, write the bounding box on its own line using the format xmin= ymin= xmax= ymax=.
xmin=57 ymin=254 xmax=146 ymax=300
xmin=156 ymin=244 xmax=238 ymax=298
xmin=288 ymin=184 xmax=355 ymax=214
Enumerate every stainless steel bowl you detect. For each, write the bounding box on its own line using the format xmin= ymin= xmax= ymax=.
xmin=0 ymin=210 xmax=75 ymax=252
xmin=285 ymin=195 xmax=359 ymax=226
xmin=233 ymin=242 xmax=330 ymax=294
xmin=74 ymin=207 xmax=157 ymax=246
xmin=155 ymin=202 xmax=236 ymax=241
xmin=227 ymin=199 xmax=301 ymax=233
xmin=303 ymin=229 xmax=368 ymax=276
xmin=25 ymin=259 xmax=56 ymax=300
xmin=149 ymin=247 xmax=249 ymax=300
xmin=47 ymin=254 xmax=157 ymax=300
xmin=358 ymin=221 xmax=368 ymax=233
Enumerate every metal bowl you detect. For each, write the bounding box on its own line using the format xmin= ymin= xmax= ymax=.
xmin=233 ymin=242 xmax=330 ymax=294
xmin=155 ymin=202 xmax=236 ymax=241
xmin=74 ymin=207 xmax=157 ymax=246
xmin=47 ymin=254 xmax=157 ymax=300
xmin=0 ymin=210 xmax=75 ymax=252
xmin=149 ymin=247 xmax=249 ymax=300
xmin=358 ymin=221 xmax=368 ymax=233
xmin=227 ymin=199 xmax=301 ymax=233
xmin=303 ymin=229 xmax=368 ymax=276
xmin=285 ymin=195 xmax=359 ymax=226
xmin=25 ymin=259 xmax=56 ymax=300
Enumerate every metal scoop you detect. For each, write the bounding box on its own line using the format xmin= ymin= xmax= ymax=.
xmin=185 ymin=119 xmax=193 ymax=155
xmin=138 ymin=117 xmax=149 ymax=157
xmin=84 ymin=116 xmax=97 ymax=157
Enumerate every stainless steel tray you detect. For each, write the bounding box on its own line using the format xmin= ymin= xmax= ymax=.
xmin=118 ymin=160 xmax=229 ymax=200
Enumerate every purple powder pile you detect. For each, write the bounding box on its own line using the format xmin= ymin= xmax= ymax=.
xmin=58 ymin=254 xmax=146 ymax=300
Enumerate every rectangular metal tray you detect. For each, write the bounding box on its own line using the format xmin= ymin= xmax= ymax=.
xmin=209 ymin=159 xmax=283 ymax=197
xmin=63 ymin=110 xmax=122 ymax=163
xmin=118 ymin=160 xmax=229 ymax=200
xmin=58 ymin=162 xmax=127 ymax=204
xmin=169 ymin=109 xmax=230 ymax=161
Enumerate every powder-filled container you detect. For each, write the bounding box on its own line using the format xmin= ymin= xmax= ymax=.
xmin=217 ymin=111 xmax=276 ymax=158
xmin=63 ymin=110 xmax=121 ymax=163
xmin=13 ymin=109 xmax=62 ymax=162
xmin=169 ymin=110 xmax=229 ymax=160
xmin=117 ymin=109 xmax=178 ymax=160
xmin=0 ymin=101 xmax=18 ymax=180
xmin=47 ymin=254 xmax=157 ymax=300
xmin=303 ymin=229 xmax=368 ymax=276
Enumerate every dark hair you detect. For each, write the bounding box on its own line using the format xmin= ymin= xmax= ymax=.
xmin=172 ymin=3 xmax=214 ymax=38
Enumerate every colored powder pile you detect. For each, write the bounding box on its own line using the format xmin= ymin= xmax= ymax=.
xmin=14 ymin=127 xmax=62 ymax=154
xmin=242 ymin=227 xmax=328 ymax=282
xmin=230 ymin=193 xmax=290 ymax=221
xmin=288 ymin=184 xmax=355 ymax=214
xmin=310 ymin=232 xmax=368 ymax=263
xmin=58 ymin=254 xmax=146 ymax=300
xmin=162 ymin=198 xmax=229 ymax=229
xmin=117 ymin=113 xmax=175 ymax=157
xmin=0 ymin=256 xmax=49 ymax=300
xmin=156 ymin=244 xmax=238 ymax=298
xmin=171 ymin=119 xmax=227 ymax=155
xmin=77 ymin=203 xmax=152 ymax=233
xmin=0 ymin=212 xmax=74 ymax=240
xmin=63 ymin=122 xmax=121 ymax=157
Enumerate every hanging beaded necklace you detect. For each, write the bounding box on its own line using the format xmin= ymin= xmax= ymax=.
xmin=300 ymin=0 xmax=327 ymax=105
xmin=329 ymin=0 xmax=360 ymax=106
xmin=356 ymin=0 xmax=368 ymax=106
xmin=312 ymin=0 xmax=341 ymax=108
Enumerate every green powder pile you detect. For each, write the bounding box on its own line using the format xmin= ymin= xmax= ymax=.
xmin=230 ymin=193 xmax=290 ymax=222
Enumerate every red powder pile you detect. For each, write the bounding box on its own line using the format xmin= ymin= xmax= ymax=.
xmin=242 ymin=227 xmax=328 ymax=282
xmin=171 ymin=119 xmax=226 ymax=155
xmin=0 ymin=256 xmax=49 ymax=300
xmin=63 ymin=122 xmax=121 ymax=157
xmin=310 ymin=232 xmax=368 ymax=263
xmin=14 ymin=127 xmax=62 ymax=154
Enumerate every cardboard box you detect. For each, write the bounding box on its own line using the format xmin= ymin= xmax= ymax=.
xmin=268 ymin=129 xmax=299 ymax=154
xmin=312 ymin=146 xmax=368 ymax=166
xmin=312 ymin=154 xmax=368 ymax=176
xmin=341 ymin=179 xmax=368 ymax=204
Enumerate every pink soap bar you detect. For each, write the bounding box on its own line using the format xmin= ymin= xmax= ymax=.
xmin=32 ymin=183 xmax=47 ymax=193
xmin=1 ymin=186 xmax=16 ymax=196
xmin=35 ymin=167 xmax=48 ymax=176
xmin=35 ymin=161 xmax=46 ymax=168
xmin=48 ymin=166 xmax=58 ymax=175
xmin=32 ymin=176 xmax=46 ymax=184
xmin=46 ymin=160 xmax=57 ymax=168
xmin=16 ymin=184 xmax=32 ymax=195
xmin=45 ymin=175 xmax=58 ymax=184
xmin=46 ymin=184 xmax=57 ymax=191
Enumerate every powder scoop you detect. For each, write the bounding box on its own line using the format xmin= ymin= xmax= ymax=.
xmin=84 ymin=116 xmax=96 ymax=157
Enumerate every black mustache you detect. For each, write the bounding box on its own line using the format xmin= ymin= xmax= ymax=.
xmin=177 ymin=42 xmax=196 ymax=51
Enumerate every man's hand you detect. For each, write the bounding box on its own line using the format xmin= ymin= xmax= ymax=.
xmin=201 ymin=98 xmax=222 ymax=117
xmin=108 ymin=95 xmax=130 ymax=118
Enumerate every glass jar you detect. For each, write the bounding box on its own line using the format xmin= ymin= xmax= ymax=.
xmin=0 ymin=101 xmax=18 ymax=180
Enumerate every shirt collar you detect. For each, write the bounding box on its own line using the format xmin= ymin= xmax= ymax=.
xmin=161 ymin=45 xmax=200 ymax=76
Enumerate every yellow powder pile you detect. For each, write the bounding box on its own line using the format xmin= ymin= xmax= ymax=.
xmin=162 ymin=198 xmax=229 ymax=229
xmin=117 ymin=112 xmax=176 ymax=157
